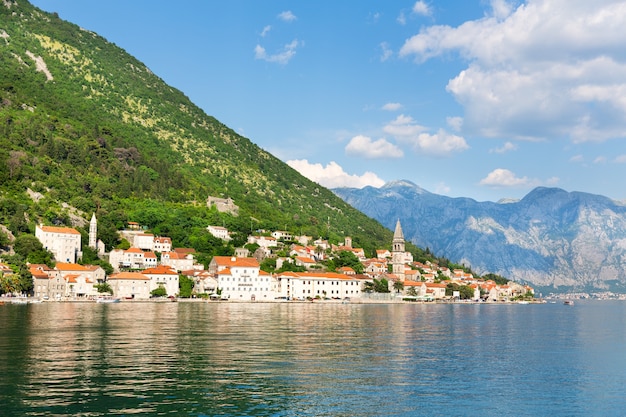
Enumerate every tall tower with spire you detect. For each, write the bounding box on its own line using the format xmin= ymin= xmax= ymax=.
xmin=89 ymin=213 xmax=97 ymax=249
xmin=391 ymin=219 xmax=406 ymax=280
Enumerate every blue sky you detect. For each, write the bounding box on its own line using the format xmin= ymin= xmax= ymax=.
xmin=30 ymin=0 xmax=626 ymax=202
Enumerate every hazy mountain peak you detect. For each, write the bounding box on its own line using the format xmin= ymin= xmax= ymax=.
xmin=381 ymin=180 xmax=429 ymax=194
xmin=334 ymin=184 xmax=626 ymax=293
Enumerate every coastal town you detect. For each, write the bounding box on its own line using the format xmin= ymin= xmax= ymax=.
xmin=0 ymin=209 xmax=537 ymax=304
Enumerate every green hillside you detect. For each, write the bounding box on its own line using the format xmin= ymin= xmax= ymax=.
xmin=0 ymin=1 xmax=396 ymax=257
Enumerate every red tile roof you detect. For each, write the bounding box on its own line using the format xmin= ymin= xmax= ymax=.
xmin=38 ymin=225 xmax=80 ymax=235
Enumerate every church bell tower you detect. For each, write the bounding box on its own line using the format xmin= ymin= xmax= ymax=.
xmin=391 ymin=219 xmax=406 ymax=280
xmin=89 ymin=213 xmax=97 ymax=249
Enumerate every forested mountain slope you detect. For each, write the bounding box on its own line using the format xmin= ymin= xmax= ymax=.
xmin=0 ymin=0 xmax=393 ymax=255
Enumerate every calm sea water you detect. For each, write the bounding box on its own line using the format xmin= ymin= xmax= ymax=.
xmin=1 ymin=300 xmax=625 ymax=417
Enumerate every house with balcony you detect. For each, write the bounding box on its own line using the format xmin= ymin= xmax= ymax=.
xmin=55 ymin=263 xmax=105 ymax=298
xmin=211 ymin=256 xmax=274 ymax=301
xmin=142 ymin=265 xmax=179 ymax=297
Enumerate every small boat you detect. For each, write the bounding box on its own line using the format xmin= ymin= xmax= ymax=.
xmin=517 ymin=300 xmax=529 ymax=305
xmin=563 ymin=300 xmax=574 ymax=306
xmin=96 ymin=296 xmax=121 ymax=303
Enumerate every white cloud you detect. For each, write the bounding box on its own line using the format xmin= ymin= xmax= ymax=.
xmin=614 ymin=154 xmax=626 ymax=164
xmin=345 ymin=135 xmax=404 ymax=159
xmin=489 ymin=0 xmax=515 ymax=20
xmin=254 ymin=39 xmax=301 ymax=65
xmin=593 ymin=156 xmax=607 ymax=164
xmin=278 ymin=11 xmax=297 ymax=22
xmin=381 ymin=102 xmax=402 ymax=111
xmin=397 ymin=12 xmax=407 ymax=25
xmin=399 ymin=0 xmax=626 ymax=143
xmin=287 ymin=159 xmax=385 ymax=189
xmin=446 ymin=116 xmax=463 ymax=132
xmin=479 ymin=168 xmax=531 ymax=187
xmin=383 ymin=114 xmax=468 ymax=156
xmin=383 ymin=114 xmax=427 ymax=137
xmin=412 ymin=1 xmax=432 ymax=16
xmin=380 ymin=42 xmax=393 ymax=62
xmin=570 ymin=154 xmax=584 ymax=163
xmin=489 ymin=141 xmax=518 ymax=154
xmin=260 ymin=25 xmax=271 ymax=37
xmin=479 ymin=168 xmax=559 ymax=188
xmin=412 ymin=129 xmax=469 ymax=156
xmin=435 ymin=182 xmax=451 ymax=195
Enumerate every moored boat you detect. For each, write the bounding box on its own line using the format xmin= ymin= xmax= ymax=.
xmin=96 ymin=296 xmax=121 ymax=303
xmin=563 ymin=300 xmax=574 ymax=306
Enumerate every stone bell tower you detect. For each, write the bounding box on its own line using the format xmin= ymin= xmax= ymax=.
xmin=89 ymin=213 xmax=97 ymax=249
xmin=391 ymin=219 xmax=406 ymax=280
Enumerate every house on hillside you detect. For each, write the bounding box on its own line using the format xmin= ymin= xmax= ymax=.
xmin=35 ymin=224 xmax=82 ymax=263
xmin=153 ymin=236 xmax=172 ymax=253
xmin=248 ymin=235 xmax=278 ymax=249
xmin=271 ymin=230 xmax=292 ymax=241
xmin=161 ymin=251 xmax=194 ymax=272
xmin=109 ymin=247 xmax=148 ymax=271
xmin=207 ymin=225 xmax=231 ymax=241
xmin=295 ymin=256 xmax=317 ymax=270
xmin=133 ymin=233 xmax=155 ymax=250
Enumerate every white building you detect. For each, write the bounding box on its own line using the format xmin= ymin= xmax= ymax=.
xmin=276 ymin=271 xmax=366 ymax=300
xmin=247 ymin=235 xmax=278 ymax=248
xmin=153 ymin=236 xmax=172 ymax=253
xmin=161 ymin=251 xmax=194 ymax=272
xmin=30 ymin=264 xmax=65 ymax=300
xmin=207 ymin=225 xmax=231 ymax=241
xmin=107 ymin=272 xmax=151 ymax=299
xmin=271 ymin=230 xmax=292 ymax=241
xmin=211 ymin=256 xmax=275 ymax=301
xmin=143 ymin=265 xmax=179 ymax=297
xmin=133 ymin=233 xmax=155 ymax=251
xmin=35 ymin=224 xmax=82 ymax=263
xmin=55 ymin=262 xmax=105 ymax=298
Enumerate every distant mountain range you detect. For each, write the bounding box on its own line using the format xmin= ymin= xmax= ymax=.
xmin=334 ymin=180 xmax=626 ymax=293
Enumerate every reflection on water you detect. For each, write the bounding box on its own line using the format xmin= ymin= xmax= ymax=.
xmin=0 ymin=301 xmax=625 ymax=416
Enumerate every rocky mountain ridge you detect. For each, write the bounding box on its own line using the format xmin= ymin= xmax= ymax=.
xmin=334 ymin=181 xmax=626 ymax=293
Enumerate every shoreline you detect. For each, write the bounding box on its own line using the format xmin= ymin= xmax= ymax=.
xmin=2 ymin=296 xmax=550 ymax=305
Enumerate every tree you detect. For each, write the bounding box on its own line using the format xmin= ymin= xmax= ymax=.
xmin=95 ymin=282 xmax=112 ymax=294
xmin=364 ymin=278 xmax=390 ymax=293
xmin=445 ymin=283 xmax=474 ymax=300
xmin=0 ymin=260 xmax=32 ymax=295
xmin=332 ymin=250 xmax=364 ymax=274
xmin=13 ymin=234 xmax=54 ymax=266
xmin=179 ymin=274 xmax=193 ymax=298
xmin=406 ymin=286 xmax=418 ymax=297
xmin=0 ymin=229 xmax=10 ymax=249
xmin=393 ymin=280 xmax=404 ymax=293
xmin=150 ymin=285 xmax=167 ymax=298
